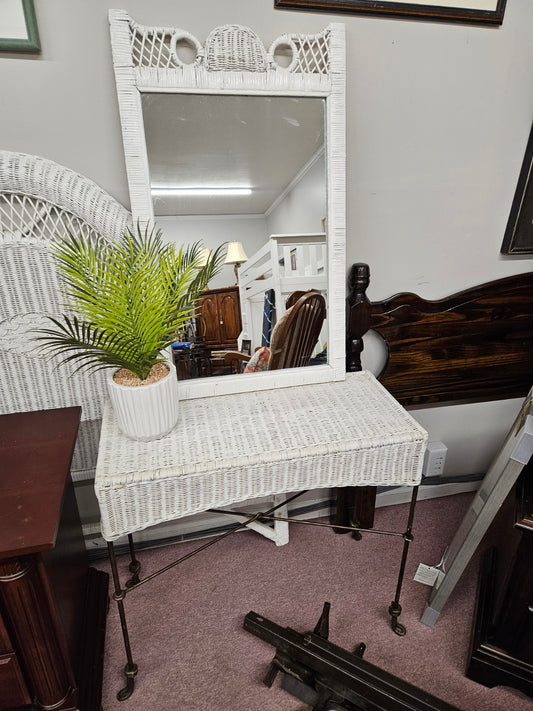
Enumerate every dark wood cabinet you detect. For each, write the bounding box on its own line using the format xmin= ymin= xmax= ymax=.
xmin=0 ymin=407 xmax=109 ymax=711
xmin=197 ymin=287 xmax=242 ymax=350
xmin=0 ymin=610 xmax=31 ymax=708
xmin=467 ymin=463 xmax=533 ymax=697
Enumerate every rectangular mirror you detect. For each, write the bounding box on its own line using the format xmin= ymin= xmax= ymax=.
xmin=109 ymin=11 xmax=346 ymax=400
xmin=143 ymin=92 xmax=327 ymax=379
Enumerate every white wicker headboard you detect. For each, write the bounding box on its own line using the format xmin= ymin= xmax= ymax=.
xmin=0 ymin=151 xmax=131 ymax=543
xmin=0 ymin=151 xmax=131 ymax=420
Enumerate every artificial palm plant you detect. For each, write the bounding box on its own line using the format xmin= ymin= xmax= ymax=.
xmin=38 ymin=223 xmax=224 ymax=382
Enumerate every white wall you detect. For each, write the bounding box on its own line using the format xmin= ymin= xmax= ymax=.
xmin=157 ymin=214 xmax=268 ymax=290
xmin=266 ymin=153 xmax=326 ymax=235
xmin=2 ymin=0 xmax=532 ymax=475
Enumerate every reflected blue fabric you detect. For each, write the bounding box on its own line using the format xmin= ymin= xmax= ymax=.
xmin=261 ymin=289 xmax=275 ymax=346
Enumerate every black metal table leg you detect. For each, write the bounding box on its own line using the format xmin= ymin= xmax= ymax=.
xmin=107 ymin=541 xmax=138 ymax=701
xmin=125 ymin=533 xmax=141 ymax=588
xmin=389 ymin=485 xmax=419 ymax=636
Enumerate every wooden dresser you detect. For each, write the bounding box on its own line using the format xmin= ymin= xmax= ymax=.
xmin=196 ymin=286 xmax=242 ymax=350
xmin=0 ymin=407 xmax=108 ymax=711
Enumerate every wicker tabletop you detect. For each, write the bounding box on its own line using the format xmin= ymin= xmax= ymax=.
xmin=95 ymin=371 xmax=427 ymax=542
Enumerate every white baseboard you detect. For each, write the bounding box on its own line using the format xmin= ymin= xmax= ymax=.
xmin=376 ymin=480 xmax=480 ymax=507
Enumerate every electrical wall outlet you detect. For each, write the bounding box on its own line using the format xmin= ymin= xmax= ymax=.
xmin=422 ymin=441 xmax=448 ymax=478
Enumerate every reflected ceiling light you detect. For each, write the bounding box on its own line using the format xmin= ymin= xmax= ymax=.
xmin=151 ymin=187 xmax=252 ymax=197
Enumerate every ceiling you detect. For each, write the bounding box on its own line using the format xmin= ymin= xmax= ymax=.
xmin=141 ymin=93 xmax=325 ymax=216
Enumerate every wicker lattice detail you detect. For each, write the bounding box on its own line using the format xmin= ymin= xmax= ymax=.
xmin=0 ymin=152 xmax=131 ymax=239
xmin=130 ymin=24 xmax=183 ymax=69
xmin=0 ymin=193 xmax=101 ymax=244
xmin=291 ymin=33 xmax=330 ymax=74
xmin=269 ymin=31 xmax=330 ymax=75
xmin=126 ymin=17 xmax=330 ymax=76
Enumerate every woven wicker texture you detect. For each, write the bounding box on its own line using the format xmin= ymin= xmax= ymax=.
xmin=205 ymin=25 xmax=267 ymax=72
xmin=95 ymin=371 xmax=427 ymax=541
xmin=0 ymin=151 xmax=131 ymax=420
xmin=0 ymin=151 xmax=131 ymax=533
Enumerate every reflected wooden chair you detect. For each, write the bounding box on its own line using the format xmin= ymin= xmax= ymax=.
xmin=224 ymin=290 xmax=326 ymax=373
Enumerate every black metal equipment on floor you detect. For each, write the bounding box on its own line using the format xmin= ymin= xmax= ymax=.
xmin=244 ymin=604 xmax=461 ymax=711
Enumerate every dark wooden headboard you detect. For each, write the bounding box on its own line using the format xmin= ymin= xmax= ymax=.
xmin=346 ymin=263 xmax=533 ymax=407
xmin=336 ymin=264 xmax=533 ymax=532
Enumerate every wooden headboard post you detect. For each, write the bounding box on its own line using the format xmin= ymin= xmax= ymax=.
xmin=346 ymin=262 xmax=371 ymax=373
xmin=333 ymin=263 xmax=376 ymax=536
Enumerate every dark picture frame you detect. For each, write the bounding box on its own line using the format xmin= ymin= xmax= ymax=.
xmin=0 ymin=0 xmax=40 ymax=52
xmin=241 ymin=339 xmax=252 ymax=356
xmin=501 ymin=123 xmax=533 ymax=255
xmin=274 ymin=0 xmax=506 ymax=25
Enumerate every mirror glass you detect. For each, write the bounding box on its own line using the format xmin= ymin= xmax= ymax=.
xmin=142 ymin=92 xmax=328 ymax=380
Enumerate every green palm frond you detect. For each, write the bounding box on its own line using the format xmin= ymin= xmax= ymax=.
xmin=170 ymin=242 xmax=227 ymax=318
xmin=36 ymin=316 xmax=155 ymax=377
xmin=36 ymin=223 xmax=224 ymax=381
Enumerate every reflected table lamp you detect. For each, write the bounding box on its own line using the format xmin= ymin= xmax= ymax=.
xmin=225 ymin=241 xmax=248 ymax=285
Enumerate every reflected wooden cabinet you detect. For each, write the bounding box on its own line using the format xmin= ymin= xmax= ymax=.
xmin=197 ymin=287 xmax=242 ymax=350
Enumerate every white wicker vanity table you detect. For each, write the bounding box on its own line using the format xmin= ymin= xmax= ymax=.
xmin=95 ymin=370 xmax=427 ymax=700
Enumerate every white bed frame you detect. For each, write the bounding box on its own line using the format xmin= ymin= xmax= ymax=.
xmin=238 ymin=232 xmax=327 ymax=351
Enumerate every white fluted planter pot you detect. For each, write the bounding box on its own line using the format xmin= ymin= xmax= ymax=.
xmin=106 ymin=361 xmax=179 ymax=441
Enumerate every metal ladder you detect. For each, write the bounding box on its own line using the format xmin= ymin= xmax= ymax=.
xmin=421 ymin=386 xmax=533 ymax=627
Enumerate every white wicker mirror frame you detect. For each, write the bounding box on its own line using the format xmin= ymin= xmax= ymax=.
xmin=109 ymin=10 xmax=346 ymax=400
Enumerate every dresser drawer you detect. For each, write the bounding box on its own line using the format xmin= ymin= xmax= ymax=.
xmin=0 ymin=652 xmax=31 ymax=709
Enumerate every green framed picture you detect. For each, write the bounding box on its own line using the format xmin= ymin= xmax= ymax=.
xmin=0 ymin=0 xmax=40 ymax=52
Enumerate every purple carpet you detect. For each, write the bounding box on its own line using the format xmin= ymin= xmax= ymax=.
xmin=95 ymin=493 xmax=533 ymax=710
